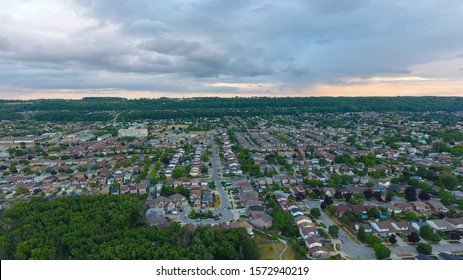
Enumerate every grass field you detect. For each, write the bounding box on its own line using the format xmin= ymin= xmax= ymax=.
xmin=255 ymin=234 xmax=284 ymax=260
xmin=282 ymin=245 xmax=297 ymax=260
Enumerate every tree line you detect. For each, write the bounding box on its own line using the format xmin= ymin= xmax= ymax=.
xmin=1 ymin=96 xmax=463 ymax=121
xmin=0 ymin=195 xmax=259 ymax=260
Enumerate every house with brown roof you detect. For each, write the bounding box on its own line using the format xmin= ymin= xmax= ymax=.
xmin=446 ymin=218 xmax=463 ymax=231
xmin=145 ymin=196 xmax=175 ymax=211
xmin=169 ymin=193 xmax=187 ymax=207
xmin=230 ymin=220 xmax=254 ymax=236
xmin=295 ymin=216 xmax=312 ymax=225
xmin=391 ymin=222 xmax=409 ymax=234
xmin=371 ymin=221 xmax=397 ymax=237
xmin=249 ymin=214 xmax=273 ymax=229
xmin=248 ymin=205 xmax=265 ymax=218
xmin=299 ymin=226 xmax=319 ymax=239
xmin=394 ymin=202 xmax=414 ymax=212
xmin=411 ymin=201 xmax=431 ymax=212
xmin=335 ymin=205 xmax=351 ymax=217
xmin=426 ymin=201 xmax=448 ymax=213
xmin=304 ymin=236 xmax=322 ymax=249
xmin=308 ymin=246 xmax=330 ymax=259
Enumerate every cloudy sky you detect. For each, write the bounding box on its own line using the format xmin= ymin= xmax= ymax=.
xmin=1 ymin=0 xmax=463 ymax=99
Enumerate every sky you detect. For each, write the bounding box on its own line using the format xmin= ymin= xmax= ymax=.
xmin=1 ymin=0 xmax=463 ymax=99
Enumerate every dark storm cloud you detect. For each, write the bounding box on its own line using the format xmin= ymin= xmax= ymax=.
xmin=1 ymin=0 xmax=463 ymax=96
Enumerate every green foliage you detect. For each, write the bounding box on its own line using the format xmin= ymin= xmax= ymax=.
xmin=171 ymin=167 xmax=186 ymax=178
xmin=160 ymin=185 xmax=175 ymax=197
xmin=310 ymin=208 xmax=321 ymax=219
xmin=271 ymin=209 xmax=298 ymax=238
xmin=328 ymin=225 xmax=339 ymax=238
xmin=326 ymin=205 xmax=337 ymax=215
xmin=0 ymin=195 xmax=258 ymax=260
xmin=437 ymin=174 xmax=459 ymax=190
xmin=14 ymin=186 xmax=30 ymax=197
xmin=432 ymin=141 xmax=450 ymax=153
xmin=374 ymin=244 xmax=391 ymax=260
xmin=416 ymin=242 xmax=432 ymax=255
xmin=419 ymin=225 xmax=441 ymax=242
xmin=366 ymin=235 xmax=382 ymax=246
xmin=367 ymin=208 xmax=381 ymax=219
xmin=406 ymin=212 xmax=419 ymax=221
xmin=357 ymin=225 xmax=366 ymax=242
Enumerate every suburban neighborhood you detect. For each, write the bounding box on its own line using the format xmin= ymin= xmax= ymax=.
xmin=1 ymin=110 xmax=463 ymax=260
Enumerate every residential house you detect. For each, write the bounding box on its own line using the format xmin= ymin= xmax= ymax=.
xmin=354 ymin=224 xmax=373 ymax=235
xmin=335 ymin=205 xmax=351 ymax=217
xmin=371 ymin=221 xmax=397 ymax=237
xmin=249 ymin=214 xmax=273 ymax=229
xmin=391 ymin=222 xmax=409 ymax=234
xmin=394 ymin=202 xmax=414 ymax=212
xmin=308 ymin=246 xmax=330 ymax=259
xmin=298 ymin=224 xmax=319 ymax=239
xmin=146 ymin=196 xmax=175 ymax=211
xmin=426 ymin=220 xmax=455 ymax=232
xmin=248 ymin=205 xmax=265 ymax=218
xmin=169 ymin=193 xmax=187 ymax=207
xmin=304 ymin=236 xmax=323 ymax=249
xmin=411 ymin=201 xmax=431 ymax=212
xmin=290 ymin=208 xmax=304 ymax=217
xmin=426 ymin=201 xmax=448 ymax=213
xmin=230 ymin=220 xmax=254 ymax=236
xmin=147 ymin=214 xmax=167 ymax=227
xmin=295 ymin=216 xmax=313 ymax=225
xmin=446 ymin=218 xmax=463 ymax=231
xmin=386 ymin=204 xmax=402 ymax=215
xmin=201 ymin=191 xmax=213 ymax=206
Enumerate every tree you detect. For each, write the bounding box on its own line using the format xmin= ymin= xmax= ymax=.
xmin=420 ymin=225 xmax=441 ymax=241
xmin=367 ymin=208 xmax=381 ymax=219
xmin=363 ymin=189 xmax=374 ymax=200
xmin=326 ymin=205 xmax=337 ymax=215
xmin=366 ymin=235 xmax=382 ymax=246
xmin=388 ymin=234 xmax=397 ymax=245
xmin=347 ymin=197 xmax=358 ymax=205
xmin=324 ymin=196 xmax=334 ymax=205
xmin=404 ymin=187 xmax=417 ymax=202
xmin=374 ymin=244 xmax=391 ymax=260
xmin=357 ymin=225 xmax=366 ymax=242
xmin=416 ymin=242 xmax=432 ymax=255
xmin=310 ymin=208 xmax=321 ymax=219
xmin=328 ymin=225 xmax=339 ymax=238
xmin=14 ymin=186 xmax=30 ymax=196
xmin=408 ymin=232 xmax=421 ymax=243
xmin=418 ymin=190 xmax=430 ymax=201
xmin=437 ymin=174 xmax=459 ymax=190
xmin=406 ymin=212 xmax=419 ymax=221
xmin=171 ymin=167 xmax=185 ymax=179
xmin=320 ymin=202 xmax=327 ymax=210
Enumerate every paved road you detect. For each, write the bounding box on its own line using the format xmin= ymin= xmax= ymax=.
xmin=278 ymin=238 xmax=288 ymax=260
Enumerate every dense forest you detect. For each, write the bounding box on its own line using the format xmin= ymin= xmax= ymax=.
xmin=0 ymin=96 xmax=463 ymax=121
xmin=0 ymin=195 xmax=259 ymax=260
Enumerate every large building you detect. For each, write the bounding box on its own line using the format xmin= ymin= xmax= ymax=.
xmin=118 ymin=126 xmax=148 ymax=138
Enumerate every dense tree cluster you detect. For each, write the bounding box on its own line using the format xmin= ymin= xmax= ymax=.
xmin=0 ymin=195 xmax=258 ymax=260
xmin=2 ymin=97 xmax=463 ymax=121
